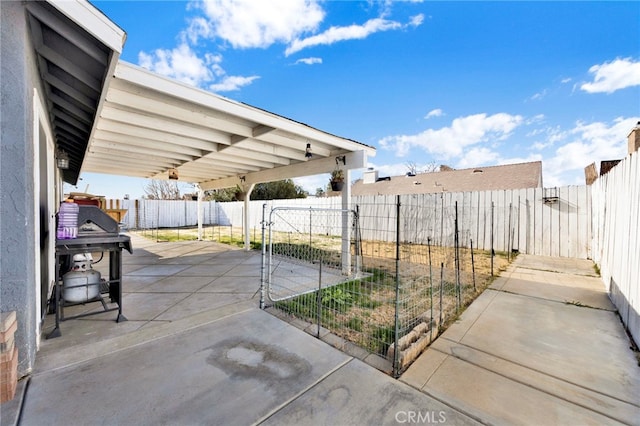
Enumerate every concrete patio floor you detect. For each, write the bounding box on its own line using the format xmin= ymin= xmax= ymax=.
xmin=5 ymin=236 xmax=640 ymax=425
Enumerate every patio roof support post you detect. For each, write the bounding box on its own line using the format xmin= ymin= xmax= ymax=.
xmin=196 ymin=185 xmax=204 ymax=241
xmin=341 ymin=169 xmax=352 ymax=275
xmin=243 ymin=183 xmax=255 ymax=251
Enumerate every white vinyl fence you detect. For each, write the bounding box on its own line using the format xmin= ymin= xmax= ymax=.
xmin=591 ymin=153 xmax=640 ymax=346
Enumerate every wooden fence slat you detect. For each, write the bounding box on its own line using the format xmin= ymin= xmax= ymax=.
xmin=111 ymin=184 xmax=593 ymax=259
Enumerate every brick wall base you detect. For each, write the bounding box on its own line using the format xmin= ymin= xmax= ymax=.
xmin=0 ymin=312 xmax=18 ymax=404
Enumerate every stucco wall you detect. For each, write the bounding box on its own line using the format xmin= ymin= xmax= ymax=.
xmin=1 ymin=0 xmax=39 ymax=376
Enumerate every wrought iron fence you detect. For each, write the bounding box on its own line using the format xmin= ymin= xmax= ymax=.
xmin=260 ymin=196 xmax=510 ymax=377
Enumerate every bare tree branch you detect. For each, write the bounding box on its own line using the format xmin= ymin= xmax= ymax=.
xmin=144 ymin=180 xmax=182 ymax=200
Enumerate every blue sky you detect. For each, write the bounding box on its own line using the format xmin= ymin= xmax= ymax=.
xmin=75 ymin=0 xmax=640 ymax=199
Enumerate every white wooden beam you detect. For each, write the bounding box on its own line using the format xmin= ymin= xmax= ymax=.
xmin=200 ymin=150 xmax=368 ymax=190
xmin=81 ymin=163 xmax=161 ymax=177
xmin=180 ymin=161 xmax=259 ymax=174
xmin=90 ymin=141 xmax=195 ymax=162
xmin=243 ymin=183 xmax=256 ymax=250
xmin=200 ymin=152 xmax=275 ymax=169
xmin=100 ymin=105 xmax=231 ymax=145
xmin=97 ymin=119 xmax=219 ymax=152
xmin=106 ymin=83 xmax=255 ymax=138
xmin=218 ymin=146 xmax=291 ymax=166
xmin=93 ymin=130 xmax=204 ymax=157
xmin=229 ymin=139 xmax=308 ymax=162
xmin=252 ymin=125 xmax=275 ymax=137
xmin=258 ymin=132 xmax=332 ymax=158
xmin=86 ymin=151 xmax=177 ymax=168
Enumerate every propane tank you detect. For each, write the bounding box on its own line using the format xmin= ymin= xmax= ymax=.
xmin=63 ymin=253 xmax=101 ymax=303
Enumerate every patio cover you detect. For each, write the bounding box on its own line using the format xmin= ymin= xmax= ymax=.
xmin=31 ymin=0 xmax=376 ymax=256
xmin=28 ymin=0 xmax=376 ymax=188
xmin=82 ymin=61 xmax=376 ymax=190
xmin=85 ymin=61 xmax=377 ymax=255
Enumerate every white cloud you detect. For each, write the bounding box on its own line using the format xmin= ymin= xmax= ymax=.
xmin=424 ymin=108 xmax=443 ymax=119
xmin=196 ymin=0 xmax=325 ymax=49
xmin=531 ymin=141 xmax=552 ymax=151
xmin=498 ymin=154 xmax=543 ymax=166
xmin=529 ymin=89 xmax=547 ymax=101
xmin=455 ymin=147 xmax=500 ymax=169
xmin=185 ymin=16 xmax=215 ymax=45
xmin=209 ymin=75 xmax=260 ymax=92
xmin=367 ymin=162 xmax=413 ymax=178
xmin=139 ymin=43 xmax=259 ymax=92
xmin=379 ymin=112 xmax=524 ymax=158
xmin=543 ymin=117 xmax=638 ymax=186
xmin=526 ymin=114 xmax=545 ymax=125
xmin=580 ymin=57 xmax=640 ymax=94
xmin=138 ymin=43 xmax=215 ymax=87
xmin=561 ymin=77 xmax=572 ymax=84
xmin=295 ymin=57 xmax=323 ymax=65
xmin=285 ymin=14 xmax=423 ymax=56
xmin=139 ymin=0 xmax=423 ymax=94
xmin=526 ymin=124 xmax=564 ymax=151
xmin=409 ymin=14 xmax=425 ymax=27
xmin=457 ymin=150 xmax=543 ymax=173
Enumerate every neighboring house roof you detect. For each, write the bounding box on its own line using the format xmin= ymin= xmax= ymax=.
xmin=352 ymin=161 xmax=543 ymax=196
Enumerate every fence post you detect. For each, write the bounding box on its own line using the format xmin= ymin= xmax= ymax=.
xmin=309 ymin=207 xmax=313 ymax=252
xmin=393 ymin=195 xmax=401 ymax=378
xmin=440 ymin=193 xmax=444 ymax=246
xmin=428 ymin=237 xmax=433 ymax=341
xmin=439 ymin=262 xmax=444 ymax=327
xmin=491 ymin=201 xmax=494 ymax=276
xmin=156 ymin=200 xmax=160 ymax=242
xmin=455 ymin=201 xmax=461 ymax=311
xmin=317 ymin=259 xmax=322 ymax=338
xmin=471 ymin=239 xmax=476 ymax=291
xmin=355 ymin=205 xmax=362 ymax=275
xmin=508 ymin=202 xmax=513 ymax=261
xmin=260 ymin=203 xmax=267 ymax=310
xmin=135 ymin=199 xmax=139 ymax=230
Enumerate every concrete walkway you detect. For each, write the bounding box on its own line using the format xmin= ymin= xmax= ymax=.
xmin=6 ymin=237 xmax=640 ymax=425
xmin=401 ymin=254 xmax=640 ymax=425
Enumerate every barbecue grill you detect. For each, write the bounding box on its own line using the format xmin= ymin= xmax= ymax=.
xmin=48 ymin=206 xmax=132 ymax=338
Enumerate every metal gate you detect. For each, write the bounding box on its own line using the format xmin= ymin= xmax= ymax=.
xmin=259 ymin=205 xmax=362 ymax=307
xmin=258 ymin=197 xmax=507 ymax=377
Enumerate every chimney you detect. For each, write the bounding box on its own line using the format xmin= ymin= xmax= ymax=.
xmin=629 ymin=121 xmax=640 ymax=155
xmin=363 ymin=169 xmax=378 ymax=184
xmin=584 ymin=162 xmax=598 ymax=185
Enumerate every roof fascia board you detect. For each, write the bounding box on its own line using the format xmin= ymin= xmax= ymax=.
xmin=47 ymin=0 xmax=126 ymax=54
xmin=115 ymin=62 xmax=375 ymax=156
xmin=200 ymin=150 xmax=368 ymax=191
xmin=42 ymin=1 xmax=125 ymax=183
